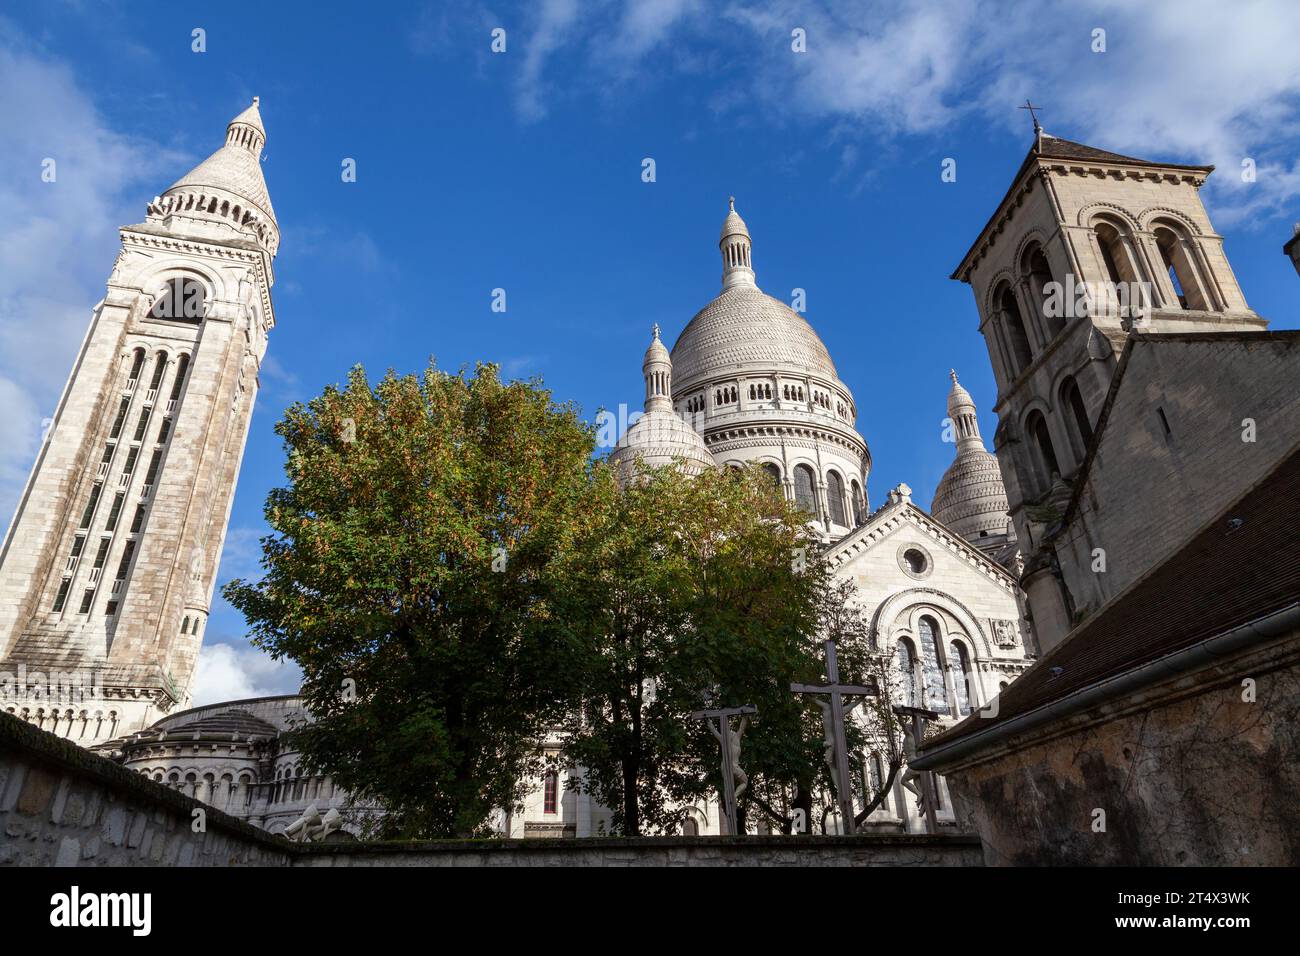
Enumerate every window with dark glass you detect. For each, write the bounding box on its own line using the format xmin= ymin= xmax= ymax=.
xmin=104 ymin=493 xmax=124 ymax=531
xmin=794 ymin=465 xmax=816 ymax=514
xmin=78 ymin=485 xmax=102 ymax=529
xmin=108 ymin=399 xmax=129 ymax=440
xmin=827 ymin=471 xmax=847 ymax=525
xmin=52 ymin=579 xmax=71 ymax=613
xmin=543 ymin=770 xmax=558 ymax=814
xmin=917 ymin=616 xmax=950 ymax=716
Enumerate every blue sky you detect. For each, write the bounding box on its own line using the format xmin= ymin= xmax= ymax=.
xmin=2 ymin=1 xmax=1299 ymax=702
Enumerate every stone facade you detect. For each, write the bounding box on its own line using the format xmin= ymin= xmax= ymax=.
xmin=0 ymin=100 xmax=278 ymax=739
xmin=1053 ymin=332 xmax=1300 ymax=617
xmin=933 ymin=625 xmax=1300 ymax=866
xmin=952 ymin=133 xmax=1272 ymax=652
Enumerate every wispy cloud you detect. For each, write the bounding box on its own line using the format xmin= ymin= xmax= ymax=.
xmin=484 ymin=0 xmax=1300 ymax=224
xmin=0 ymin=19 xmax=188 ymax=519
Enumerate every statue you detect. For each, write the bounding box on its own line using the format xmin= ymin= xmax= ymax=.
xmin=711 ymin=714 xmax=749 ymax=801
xmin=814 ymin=699 xmax=838 ymax=794
xmin=283 ymin=802 xmax=345 ymax=843
xmin=898 ymin=730 xmax=927 ymax=816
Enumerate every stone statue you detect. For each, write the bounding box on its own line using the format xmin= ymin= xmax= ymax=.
xmin=711 ymin=715 xmax=750 ymax=801
xmin=899 ymin=726 xmax=928 ymax=816
xmin=284 ymin=802 xmax=345 ymax=843
xmin=814 ymin=699 xmax=839 ymax=794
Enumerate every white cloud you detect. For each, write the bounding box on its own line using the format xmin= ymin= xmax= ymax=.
xmin=0 ymin=20 xmax=188 ymax=518
xmin=496 ymin=0 xmax=1300 ymax=224
xmin=191 ymin=641 xmax=301 ymax=707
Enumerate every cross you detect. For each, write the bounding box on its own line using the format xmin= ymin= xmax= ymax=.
xmin=1018 ymin=99 xmax=1043 ymax=134
xmin=689 ymin=702 xmax=757 ymax=836
xmin=791 ymin=640 xmax=878 ymax=834
xmin=894 ymin=704 xmax=941 ymax=834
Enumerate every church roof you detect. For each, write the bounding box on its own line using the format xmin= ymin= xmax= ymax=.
xmin=918 ymin=444 xmax=1300 ymax=762
xmin=163 ymin=98 xmax=276 ymax=224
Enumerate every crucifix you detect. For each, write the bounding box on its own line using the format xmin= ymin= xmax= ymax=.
xmin=894 ymin=704 xmax=941 ymax=834
xmin=1018 ymin=98 xmax=1044 ymax=134
xmin=791 ymin=640 xmax=877 ymax=835
xmin=689 ymin=702 xmax=757 ymax=836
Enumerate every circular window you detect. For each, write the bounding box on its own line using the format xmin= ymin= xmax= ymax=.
xmin=897 ymin=544 xmax=933 ymax=579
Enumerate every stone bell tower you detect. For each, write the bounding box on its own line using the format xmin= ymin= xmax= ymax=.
xmin=951 ymin=127 xmax=1265 ymax=643
xmin=0 ymin=99 xmax=279 ymax=742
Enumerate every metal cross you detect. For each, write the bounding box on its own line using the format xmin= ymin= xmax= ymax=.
xmin=1018 ymin=99 xmax=1043 ymax=134
xmin=791 ymin=640 xmax=877 ymax=834
xmin=689 ymin=702 xmax=757 ymax=836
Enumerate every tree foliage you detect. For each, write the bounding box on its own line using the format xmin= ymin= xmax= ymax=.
xmin=223 ymin=362 xmax=596 ymax=837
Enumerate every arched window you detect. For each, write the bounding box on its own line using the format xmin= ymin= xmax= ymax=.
xmin=948 ymin=640 xmax=973 ymax=716
xmin=1153 ymin=224 xmax=1210 ymax=311
xmin=1060 ymin=377 xmax=1093 ymax=457
xmin=895 ymin=639 xmax=919 ymax=708
xmin=917 ymin=616 xmax=950 ymax=716
xmin=682 ymin=817 xmax=700 ymax=836
xmin=1092 ymin=219 xmax=1143 ymax=317
xmin=127 ymin=348 xmax=145 ymax=385
xmin=762 ymin=462 xmax=781 ymax=487
xmin=1025 ymin=410 xmax=1060 ymax=484
xmin=826 ymin=471 xmax=847 ymax=525
xmin=998 ymin=285 xmax=1033 ymax=376
xmin=543 ymin=769 xmax=558 ymax=814
xmin=1021 ymin=244 xmax=1064 ymax=339
xmin=147 ymin=351 xmax=168 ymax=393
xmin=850 ymin=479 xmax=864 ymax=525
xmin=169 ymin=353 xmax=190 ymax=403
xmin=793 ymin=465 xmax=817 ymax=515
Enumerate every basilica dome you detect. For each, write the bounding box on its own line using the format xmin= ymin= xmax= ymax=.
xmin=609 ymin=325 xmax=714 ymax=484
xmin=665 ymin=199 xmax=870 ymax=539
xmin=931 ymin=371 xmax=1011 ymax=550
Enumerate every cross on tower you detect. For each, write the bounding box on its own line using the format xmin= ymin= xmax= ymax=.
xmin=1018 ymin=99 xmax=1044 ymax=134
xmin=791 ymin=640 xmax=877 ymax=834
xmin=689 ymin=701 xmax=757 ymax=836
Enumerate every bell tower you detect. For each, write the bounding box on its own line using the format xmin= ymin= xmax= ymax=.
xmin=0 ymin=99 xmax=279 ymax=742
xmin=952 ymin=129 xmax=1265 ymax=641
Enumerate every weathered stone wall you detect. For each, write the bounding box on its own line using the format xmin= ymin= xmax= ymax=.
xmin=1 ymin=713 xmax=981 ymax=867
xmin=0 ymin=712 xmax=292 ymax=866
xmin=940 ymin=632 xmax=1300 ymax=866
xmin=292 ymin=833 xmax=982 ymax=867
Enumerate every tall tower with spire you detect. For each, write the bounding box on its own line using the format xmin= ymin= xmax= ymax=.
xmin=0 ymin=99 xmax=280 ymax=743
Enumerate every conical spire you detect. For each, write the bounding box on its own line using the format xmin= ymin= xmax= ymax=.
xmin=225 ymin=96 xmax=266 ymax=154
xmin=946 ymin=369 xmax=984 ymax=454
xmin=152 ymin=97 xmax=278 ymax=254
xmin=642 ymin=323 xmax=673 ymax=413
xmin=719 ymin=197 xmax=755 ymax=290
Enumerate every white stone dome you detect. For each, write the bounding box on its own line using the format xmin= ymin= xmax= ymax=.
xmin=930 ymin=371 xmax=1010 ymax=549
xmin=609 ymin=325 xmax=714 ymax=484
xmin=609 ymin=410 xmax=715 ymax=482
xmin=671 ymin=284 xmax=839 ymax=392
xmin=932 ymin=448 xmax=1009 ymax=540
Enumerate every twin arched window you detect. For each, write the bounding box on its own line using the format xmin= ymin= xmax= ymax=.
xmin=1025 ymin=409 xmax=1060 ymax=486
xmin=998 ymin=285 xmax=1034 ymax=376
xmin=894 ymin=615 xmax=976 ymax=717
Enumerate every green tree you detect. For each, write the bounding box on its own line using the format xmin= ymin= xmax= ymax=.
xmin=223 ymin=362 xmax=595 ymax=837
xmin=557 ymin=462 xmax=837 ymax=835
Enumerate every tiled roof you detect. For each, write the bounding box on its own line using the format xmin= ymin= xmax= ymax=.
xmin=921 ymin=444 xmax=1300 ymax=751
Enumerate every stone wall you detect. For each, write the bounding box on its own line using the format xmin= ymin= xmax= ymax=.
xmin=293 ymin=833 xmax=982 ymax=867
xmin=0 ymin=712 xmax=292 ymax=866
xmin=938 ymin=632 xmax=1300 ymax=866
xmin=1 ymin=713 xmax=981 ymax=867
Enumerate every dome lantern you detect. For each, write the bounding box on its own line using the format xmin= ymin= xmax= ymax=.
xmin=719 ymin=197 xmax=755 ymax=291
